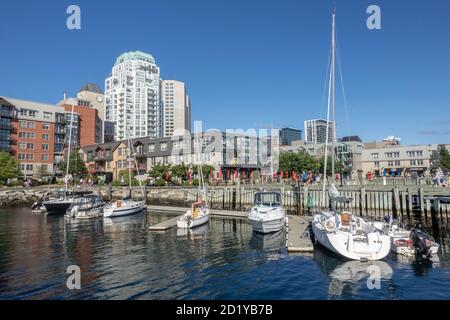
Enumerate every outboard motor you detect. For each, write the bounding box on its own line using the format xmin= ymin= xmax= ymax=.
xmin=410 ymin=228 xmax=433 ymax=259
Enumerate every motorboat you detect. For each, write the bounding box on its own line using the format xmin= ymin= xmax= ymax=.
xmin=410 ymin=227 xmax=439 ymax=259
xmin=248 ymin=192 xmax=286 ymax=234
xmin=103 ymin=196 xmax=146 ymax=218
xmin=371 ymin=218 xmax=415 ymax=256
xmin=65 ymin=194 xmax=105 ymax=219
xmin=43 ymin=189 xmax=93 ymax=215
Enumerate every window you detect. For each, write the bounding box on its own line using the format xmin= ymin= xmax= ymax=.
xmin=26 ymin=164 xmax=33 ymax=171
xmin=41 ymin=154 xmax=49 ymax=161
xmin=118 ymin=147 xmax=122 ymax=156
xmin=18 ymin=153 xmax=26 ymax=160
xmin=41 ymin=165 xmax=48 ymax=172
xmin=43 ymin=112 xmax=52 ymax=119
xmin=385 ymin=152 xmax=400 ymax=158
xmin=387 ymin=161 xmax=394 ymax=166
xmin=394 ymin=160 xmax=400 ymax=166
xmin=42 ymin=144 xmax=49 ymax=151
xmin=27 ymin=121 xmax=35 ymax=129
xmin=160 ymin=142 xmax=167 ymax=151
xmin=148 ymin=143 xmax=155 ymax=152
xmin=27 ymin=143 xmax=34 ymax=150
xmin=418 ymin=160 xmax=424 ymax=165
xmin=43 ymin=123 xmax=50 ymax=130
xmin=374 ymin=161 xmax=380 ymax=167
xmin=371 ymin=153 xmax=379 ymax=159
xmin=42 ymin=134 xmax=49 ymax=140
xmin=410 ymin=160 xmax=416 ymax=165
xmin=26 ymin=154 xmax=34 ymax=160
xmin=27 ymin=132 xmax=35 ymax=139
xmin=19 ymin=121 xmax=27 ymax=128
xmin=19 ymin=142 xmax=27 ymax=149
xmin=19 ymin=132 xmax=26 ymax=138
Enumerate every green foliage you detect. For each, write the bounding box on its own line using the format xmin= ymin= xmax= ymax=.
xmin=279 ymin=151 xmax=320 ymax=174
xmin=118 ymin=170 xmax=140 ymax=186
xmin=319 ymin=156 xmax=343 ymax=176
xmin=0 ymin=151 xmax=21 ymax=183
xmin=148 ymin=163 xmax=171 ymax=180
xmin=439 ymin=148 xmax=450 ymax=172
xmin=58 ymin=150 xmax=87 ymax=176
xmin=155 ymin=178 xmax=166 ymax=187
xmin=171 ymin=163 xmax=189 ymax=180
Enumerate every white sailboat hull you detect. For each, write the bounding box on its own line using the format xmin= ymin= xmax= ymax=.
xmin=177 ymin=208 xmax=210 ymax=229
xmin=103 ymin=200 xmax=145 ymax=218
xmin=312 ymin=212 xmax=391 ymax=261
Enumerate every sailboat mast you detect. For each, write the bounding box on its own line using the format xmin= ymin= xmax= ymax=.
xmin=65 ymin=103 xmax=75 ymax=195
xmin=331 ymin=10 xmax=337 ymax=180
xmin=322 ymin=10 xmax=335 ymax=208
xmin=128 ymin=138 xmax=132 ymax=191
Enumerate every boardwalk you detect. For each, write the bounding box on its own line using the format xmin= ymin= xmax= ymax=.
xmin=286 ymin=215 xmax=314 ymax=253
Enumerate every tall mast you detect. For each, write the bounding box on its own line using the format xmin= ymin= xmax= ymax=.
xmin=65 ymin=103 xmax=75 ymax=195
xmin=127 ymin=138 xmax=132 ymax=191
xmin=322 ymin=10 xmax=335 ymax=208
xmin=331 ymin=9 xmax=337 ymax=180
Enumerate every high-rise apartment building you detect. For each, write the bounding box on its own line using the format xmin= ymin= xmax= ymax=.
xmin=105 ymin=51 xmax=162 ymax=141
xmin=162 ymin=80 xmax=191 ymax=137
xmin=304 ymin=119 xmax=334 ymax=144
xmin=279 ymin=127 xmax=302 ymax=146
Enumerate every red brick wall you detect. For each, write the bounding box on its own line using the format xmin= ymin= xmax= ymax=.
xmin=63 ymin=105 xmax=99 ymax=147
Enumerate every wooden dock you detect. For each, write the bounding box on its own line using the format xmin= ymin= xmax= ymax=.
xmin=286 ymin=215 xmax=314 ymax=253
xmin=148 ymin=216 xmax=181 ymax=231
xmin=147 ymin=205 xmax=247 ymax=231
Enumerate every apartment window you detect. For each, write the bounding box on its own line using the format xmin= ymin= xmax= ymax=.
xmin=160 ymin=142 xmax=167 ymax=151
xmin=27 ymin=132 xmax=35 ymax=139
xmin=387 ymin=161 xmax=394 ymax=166
xmin=374 ymin=161 xmax=380 ymax=167
xmin=42 ymin=144 xmax=49 ymax=150
xmin=19 ymin=132 xmax=26 ymax=138
xmin=385 ymin=152 xmax=400 ymax=158
xmin=118 ymin=147 xmax=122 ymax=156
xmin=42 ymin=134 xmax=49 ymax=140
xmin=418 ymin=160 xmax=424 ymax=165
xmin=394 ymin=160 xmax=400 ymax=166
xmin=19 ymin=142 xmax=27 ymax=149
xmin=148 ymin=143 xmax=155 ymax=152
xmin=19 ymin=121 xmax=27 ymax=128
xmin=43 ymin=123 xmax=50 ymax=130
xmin=410 ymin=160 xmax=417 ymax=166
xmin=27 ymin=143 xmax=34 ymax=150
xmin=26 ymin=154 xmax=34 ymax=160
xmin=18 ymin=153 xmax=26 ymax=160
xmin=41 ymin=165 xmax=48 ymax=172
xmin=43 ymin=112 xmax=52 ymax=119
xmin=371 ymin=153 xmax=379 ymax=159
xmin=105 ymin=150 xmax=111 ymax=157
xmin=27 ymin=121 xmax=35 ymax=129
xmin=26 ymin=164 xmax=33 ymax=171
xmin=41 ymin=154 xmax=49 ymax=161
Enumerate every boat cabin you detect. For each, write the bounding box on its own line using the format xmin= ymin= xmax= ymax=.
xmin=253 ymin=192 xmax=281 ymax=207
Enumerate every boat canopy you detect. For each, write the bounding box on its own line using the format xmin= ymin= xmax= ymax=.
xmin=253 ymin=192 xmax=281 ymax=207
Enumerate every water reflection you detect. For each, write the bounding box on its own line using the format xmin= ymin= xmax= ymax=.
xmin=314 ymin=246 xmax=393 ymax=299
xmin=249 ymin=229 xmax=286 ymax=251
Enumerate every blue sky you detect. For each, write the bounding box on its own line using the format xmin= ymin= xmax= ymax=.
xmin=1 ymin=0 xmax=449 ymax=144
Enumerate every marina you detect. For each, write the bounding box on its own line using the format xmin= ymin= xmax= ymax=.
xmin=0 ymin=207 xmax=449 ymax=300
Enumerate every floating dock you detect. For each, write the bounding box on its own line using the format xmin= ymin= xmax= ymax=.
xmin=147 ymin=205 xmax=247 ymax=231
xmin=286 ymin=215 xmax=314 ymax=253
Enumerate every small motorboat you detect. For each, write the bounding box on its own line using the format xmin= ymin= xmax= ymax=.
xmin=410 ymin=227 xmax=439 ymax=259
xmin=248 ymin=192 xmax=286 ymax=234
xmin=65 ymin=194 xmax=105 ymax=219
xmin=177 ymin=199 xmax=210 ymax=229
xmin=371 ymin=218 xmax=415 ymax=257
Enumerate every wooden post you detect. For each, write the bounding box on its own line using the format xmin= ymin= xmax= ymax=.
xmin=393 ymin=188 xmax=401 ymax=221
xmin=419 ymin=187 xmax=424 ymax=218
xmin=108 ymin=184 xmax=113 ymax=201
xmin=407 ymin=188 xmax=413 ymax=220
xmin=144 ymin=184 xmax=147 ymax=204
xmin=360 ymin=187 xmax=366 ymax=216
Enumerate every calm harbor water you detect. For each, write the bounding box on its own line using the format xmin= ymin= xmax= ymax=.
xmin=1 ymin=208 xmax=450 ymax=300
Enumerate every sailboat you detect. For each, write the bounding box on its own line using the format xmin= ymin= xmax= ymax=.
xmin=103 ymin=139 xmax=146 ymax=218
xmin=311 ymin=10 xmax=391 ymax=261
xmin=177 ymin=133 xmax=210 ymax=229
xmin=43 ymin=103 xmax=92 ymax=215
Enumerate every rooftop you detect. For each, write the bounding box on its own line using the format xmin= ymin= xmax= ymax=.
xmin=115 ymin=51 xmax=155 ymax=66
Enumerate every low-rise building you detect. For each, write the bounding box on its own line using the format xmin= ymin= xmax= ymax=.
xmin=361 ymin=144 xmax=438 ymax=177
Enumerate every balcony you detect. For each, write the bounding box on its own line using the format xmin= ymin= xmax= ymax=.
xmin=0 ymin=123 xmax=11 ymax=129
xmin=0 ymin=110 xmax=15 ymax=118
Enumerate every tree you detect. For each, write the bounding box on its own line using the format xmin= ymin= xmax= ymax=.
xmin=171 ymin=163 xmax=189 ymax=181
xmin=0 ymin=151 xmax=21 ymax=183
xmin=279 ymin=151 xmax=320 ymax=174
xmin=193 ymin=164 xmax=215 ymax=180
xmin=58 ymin=150 xmax=87 ymax=176
xmin=319 ymin=156 xmax=343 ymax=176
xmin=439 ymin=148 xmax=450 ymax=172
xmin=148 ymin=163 xmax=171 ymax=181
